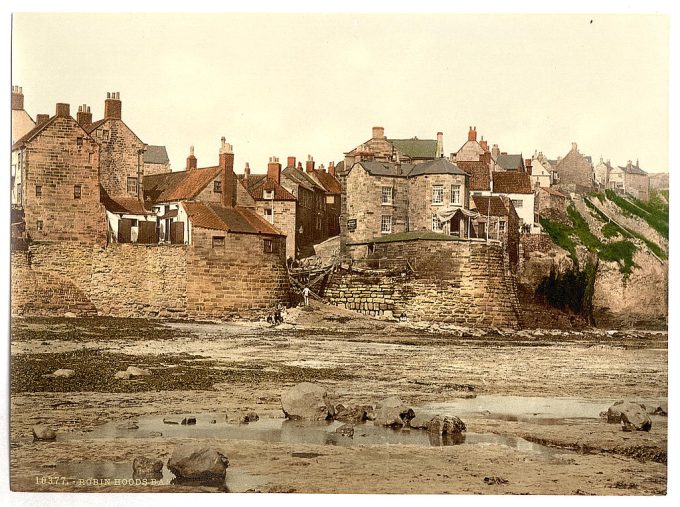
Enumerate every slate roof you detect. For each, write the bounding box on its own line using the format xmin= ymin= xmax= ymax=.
xmin=495 ymin=154 xmax=524 ymax=171
xmin=456 ymin=161 xmax=491 ymax=191
xmin=181 ymin=201 xmax=282 ymax=236
xmin=471 ymin=195 xmax=513 ymax=218
xmin=239 ymin=174 xmax=297 ymax=201
xmin=143 ymin=145 xmax=169 ymax=165
xmin=408 ymin=158 xmax=468 ymax=177
xmin=143 ymin=166 xmax=222 ymax=204
xmin=281 ymin=166 xmax=327 ymax=192
xmin=388 ymin=138 xmax=438 ymax=159
xmin=618 ymin=163 xmax=648 ymax=176
xmin=492 ymin=171 xmax=533 ymax=194
xmin=354 ymin=161 xmax=414 ymax=177
xmin=100 ymin=187 xmax=155 ymax=215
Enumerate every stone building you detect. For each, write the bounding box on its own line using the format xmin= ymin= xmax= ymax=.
xmin=11 ymin=102 xmax=105 ymax=243
xmin=239 ymin=157 xmax=298 ymax=258
xmin=143 ymin=145 xmax=171 ymax=175
xmin=307 ymin=161 xmax=342 ymax=239
xmin=11 ymin=86 xmax=36 ymax=208
xmin=341 ymin=158 xmax=471 ymax=257
xmin=553 ymin=142 xmax=594 ymax=193
xmin=491 ymin=171 xmax=537 ymax=233
xmin=535 ymin=186 xmax=568 ymax=216
xmin=529 ymin=153 xmax=553 ymax=189
xmin=343 ymin=126 xmax=443 ymax=169
xmin=470 ymin=194 xmax=520 ymax=268
xmin=608 ymin=160 xmax=650 ymax=201
xmin=456 ymin=160 xmax=491 ymax=196
xmin=593 ymin=157 xmax=614 ymax=188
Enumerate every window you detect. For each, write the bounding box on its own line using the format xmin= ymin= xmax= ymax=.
xmin=263 ymin=190 xmax=274 ymax=200
xmin=17 ymin=183 xmax=22 ymax=205
xmin=102 ymin=130 xmax=109 ymax=141
xmin=36 ymin=220 xmax=43 ymax=231
xmin=451 ymin=184 xmax=461 ymax=205
xmin=212 ymin=236 xmax=225 ymax=248
xmin=88 ymin=152 xmax=93 ymax=164
xmin=380 ymin=215 xmax=392 ymax=234
xmin=381 ymin=186 xmax=393 ymax=205
xmin=73 ymin=185 xmax=81 ymax=199
xmin=511 ymin=199 xmax=523 ymax=209
xmin=130 ymin=219 xmax=139 ymax=228
xmin=263 ymin=239 xmax=275 ymax=253
xmin=432 ymin=185 xmax=444 ymax=204
xmin=35 ymin=185 xmax=42 ymax=197
xmin=264 ymin=208 xmax=274 ymax=223
xmin=76 ymin=137 xmax=83 ymax=147
xmin=214 ymin=180 xmax=222 ymax=193
xmin=499 ymin=220 xmax=506 ymax=234
xmin=127 ymin=177 xmax=138 ymax=194
xmin=326 ymin=195 xmax=335 ymax=204
xmin=432 ymin=214 xmax=443 ymax=232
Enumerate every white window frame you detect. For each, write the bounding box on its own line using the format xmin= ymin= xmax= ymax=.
xmin=380 ymin=215 xmax=392 ymax=234
xmin=451 ymin=184 xmax=461 ymax=205
xmin=381 ymin=186 xmax=393 ymax=205
xmin=511 ymin=199 xmax=523 ymax=209
xmin=432 ymin=185 xmax=444 ymax=205
xmin=263 ymin=189 xmax=274 ymax=200
xmin=264 ymin=207 xmax=274 ymax=224
xmin=432 ymin=213 xmax=443 ymax=232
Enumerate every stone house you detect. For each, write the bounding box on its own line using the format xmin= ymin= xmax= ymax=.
xmin=344 ymin=126 xmax=443 ymax=169
xmin=491 ymin=171 xmax=537 ymax=233
xmin=451 ymin=126 xmax=487 ymax=163
xmin=593 ymin=157 xmax=614 ymax=188
xmin=470 ymin=194 xmax=520 ymax=269
xmin=608 ymin=160 xmax=650 ymax=201
xmin=11 ymin=86 xmax=36 ymax=208
xmin=536 ymin=186 xmax=568 ymax=216
xmin=11 ymin=102 xmax=106 ymax=243
xmin=553 ymin=142 xmax=594 ymax=193
xmin=307 ymin=161 xmax=342 ymax=239
xmin=239 ymin=157 xmax=298 ymax=258
xmin=529 ymin=153 xmax=553 ymax=189
xmin=341 ymin=158 xmax=471 ymax=257
xmin=143 ymin=145 xmax=171 ymax=175
xmin=455 ymin=160 xmax=491 ymax=196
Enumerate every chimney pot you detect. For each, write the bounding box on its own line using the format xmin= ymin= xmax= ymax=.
xmin=76 ymin=103 xmax=93 ymax=127
xmin=468 ymin=126 xmax=477 ymax=142
xmin=244 ymin=162 xmax=251 ymax=180
xmin=306 ymin=155 xmax=315 ymax=173
xmin=11 ymin=85 xmax=25 ymax=110
xmin=186 ymin=145 xmax=197 ymax=171
xmin=104 ymin=92 xmax=122 ymax=119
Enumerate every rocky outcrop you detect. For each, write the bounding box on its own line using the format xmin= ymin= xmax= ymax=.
xmin=32 ymin=425 xmax=56 ymax=441
xmin=167 ymin=445 xmax=229 ymax=481
xmin=132 ymin=457 xmax=163 ymax=479
xmin=281 ymin=382 xmax=336 ymax=421
xmin=604 ymin=401 xmax=652 ymax=432
xmin=373 ymin=397 xmax=415 ymax=428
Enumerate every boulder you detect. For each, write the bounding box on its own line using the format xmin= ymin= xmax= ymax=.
xmin=649 ymin=405 xmax=667 ymax=416
xmin=114 ymin=371 xmax=132 ymax=380
xmin=116 ymin=420 xmax=139 ymax=430
xmin=132 ymin=457 xmax=164 ymax=479
xmin=51 ymin=369 xmax=75 ymax=378
xmin=335 ymin=403 xmax=372 ymax=423
xmin=428 ymin=415 xmax=444 ymax=434
xmin=373 ymin=397 xmax=415 ymax=428
xmin=239 ymin=412 xmax=259 ymax=424
xmin=163 ymin=418 xmax=180 ymax=425
xmin=167 ymin=444 xmax=229 ymax=481
xmin=605 ymin=401 xmax=647 ymax=423
xmin=181 ymin=416 xmax=197 ymax=425
xmin=64 ymin=312 xmax=77 ymax=318
xmin=126 ymin=366 xmax=151 ymax=377
xmin=408 ymin=414 xmax=432 ymax=430
xmin=621 ymin=407 xmax=652 ymax=432
xmin=281 ymin=382 xmax=336 ymax=421
xmin=335 ymin=423 xmax=354 ymax=438
xmin=32 ymin=425 xmax=56 ymax=441
xmin=443 ymin=416 xmax=466 ymax=434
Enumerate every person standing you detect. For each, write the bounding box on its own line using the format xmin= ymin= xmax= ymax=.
xmin=302 ymin=287 xmax=310 ymax=306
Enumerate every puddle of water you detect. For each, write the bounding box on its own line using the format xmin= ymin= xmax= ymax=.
xmin=420 ymin=395 xmax=667 ymax=424
xmin=58 ymin=413 xmax=561 ymax=460
xmin=53 ymin=462 xmax=265 ymax=491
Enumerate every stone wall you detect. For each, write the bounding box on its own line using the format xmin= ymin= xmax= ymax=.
xmin=20 ymin=115 xmax=106 ymax=243
xmin=326 ymin=239 xmax=520 ymax=327
xmin=254 ymin=200 xmax=297 ymax=259
xmin=555 ymin=145 xmax=593 ymax=191
xmin=186 ymin=228 xmax=289 ymax=318
xmin=520 ymin=233 xmax=556 ymax=260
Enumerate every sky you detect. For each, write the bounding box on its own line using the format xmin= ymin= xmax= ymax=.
xmin=10 ymin=13 xmax=670 ymax=174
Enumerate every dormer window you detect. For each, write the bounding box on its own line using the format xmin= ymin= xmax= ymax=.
xmin=263 ymin=190 xmax=274 ymax=200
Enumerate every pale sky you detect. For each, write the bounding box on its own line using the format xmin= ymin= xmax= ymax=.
xmin=11 ymin=13 xmax=669 ymax=173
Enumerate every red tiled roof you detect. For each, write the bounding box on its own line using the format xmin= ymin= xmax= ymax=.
xmin=492 ymin=171 xmax=533 ymax=194
xmin=471 ymin=195 xmax=511 ymax=217
xmin=239 ymin=174 xmax=297 ymax=201
xmin=311 ymin=169 xmax=342 ymax=194
xmin=181 ymin=201 xmax=283 ymax=236
xmin=100 ymin=187 xmax=155 ymax=215
xmin=456 ymin=160 xmax=491 ymax=191
xmin=144 ymin=166 xmax=222 ymax=204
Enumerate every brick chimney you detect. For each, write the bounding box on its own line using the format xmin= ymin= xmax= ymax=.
xmin=328 ymin=161 xmax=335 ymax=176
xmin=571 ymin=142 xmax=578 ymax=152
xmin=479 ymin=137 xmax=488 ymax=152
xmin=11 ymin=86 xmax=24 ymax=110
xmin=372 ymin=126 xmax=385 ymax=139
xmin=436 ymin=131 xmax=444 ymax=158
xmin=186 ymin=145 xmax=197 ymax=171
xmin=218 ymin=137 xmax=236 ymax=207
xmin=525 ymin=159 xmax=532 ymax=175
xmin=36 ymin=114 xmax=49 ymax=125
xmin=491 ymin=144 xmax=500 ymax=160
xmin=55 ymin=103 xmax=70 ymax=117
xmin=305 ymin=155 xmax=315 ymax=173
xmin=77 ymin=104 xmax=92 ymax=128
xmin=468 ymin=126 xmax=477 ymax=142
xmin=268 ymin=156 xmax=281 ymax=185
xmin=297 ymin=162 xmax=303 ymax=170
xmin=244 ymin=162 xmax=250 ymax=181
xmin=287 ymin=156 xmax=296 ymax=169
xmin=104 ymin=91 xmax=122 ymax=120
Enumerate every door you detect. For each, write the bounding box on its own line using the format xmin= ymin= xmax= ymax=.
xmin=118 ymin=218 xmax=132 ymax=243
xmin=170 ymin=221 xmax=184 ymax=244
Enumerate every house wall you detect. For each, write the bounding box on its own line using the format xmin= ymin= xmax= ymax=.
xmin=344 ymin=165 xmax=409 ymax=244
xmin=408 ymin=174 xmax=468 ymax=233
xmin=143 ymin=161 xmax=170 ymax=176
xmin=254 ymin=200 xmax=297 ymax=259
xmin=92 ymin=119 xmax=145 ymax=198
xmin=554 ymin=147 xmax=593 ymax=190
xmin=454 ymin=139 xmax=485 ymax=162
xmin=593 ymin=162 xmax=610 ymax=187
xmin=18 ymin=116 xmax=106 ymax=243
xmin=194 ymin=174 xmax=225 ymax=204
xmin=625 ymin=172 xmax=650 ymax=202
xmin=325 ymin=240 xmax=520 ymax=327
xmin=186 ymin=228 xmax=289 ymax=318
xmin=502 ymin=192 xmax=535 ymax=229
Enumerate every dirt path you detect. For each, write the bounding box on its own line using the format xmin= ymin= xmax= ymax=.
xmin=9 ymin=307 xmax=668 ymax=495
